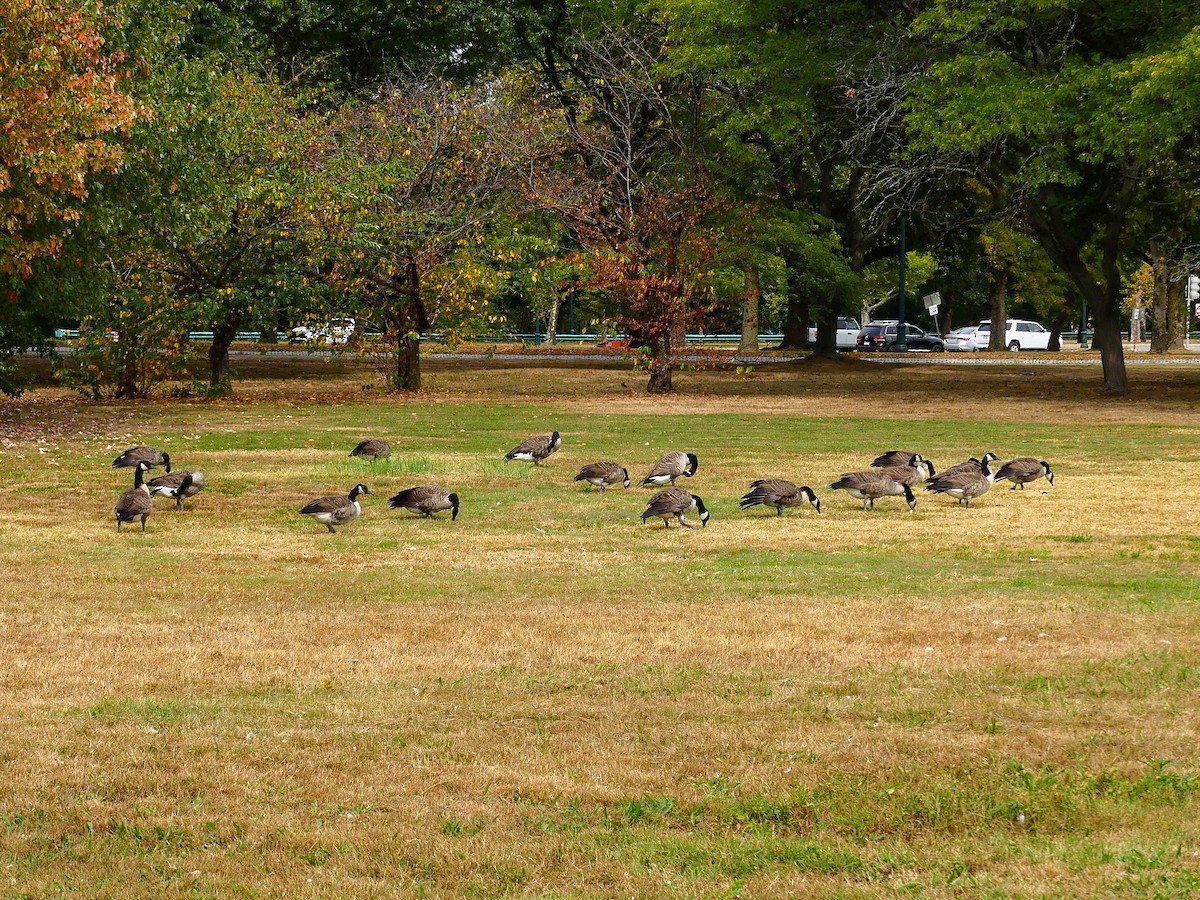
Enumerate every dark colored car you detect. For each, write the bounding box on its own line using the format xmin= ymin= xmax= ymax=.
xmin=856 ymin=322 xmax=945 ymax=352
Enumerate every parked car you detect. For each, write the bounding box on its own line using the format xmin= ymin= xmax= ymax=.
xmin=807 ymin=316 xmax=862 ymax=350
xmin=857 ymin=322 xmax=945 ymax=352
xmin=977 ymin=319 xmax=1055 ymax=351
xmin=289 ymin=317 xmax=356 ymax=344
xmin=943 ymin=325 xmax=986 ymax=352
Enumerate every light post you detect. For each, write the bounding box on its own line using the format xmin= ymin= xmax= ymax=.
xmin=1078 ymin=299 xmax=1088 ymax=350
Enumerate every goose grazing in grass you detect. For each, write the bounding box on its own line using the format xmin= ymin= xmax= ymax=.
xmin=300 ymin=483 xmax=371 ymax=533
xmin=148 ymin=471 xmax=202 ymax=511
xmin=828 ymin=470 xmax=918 ymax=511
xmin=641 ymin=488 xmax=710 ymax=528
xmin=388 ymin=484 xmax=460 ymax=520
xmin=871 ymin=450 xmax=922 ymax=468
xmin=739 ymin=480 xmax=821 ymax=516
xmin=114 ymin=461 xmax=154 ymax=532
xmin=574 ymin=461 xmax=631 ymax=492
xmin=112 ymin=446 xmax=170 ymax=472
xmin=994 ymin=457 xmax=1054 ymax=491
xmin=350 ymin=439 xmax=391 ymax=460
xmin=933 ymin=452 xmax=997 ymax=482
xmin=925 ymin=455 xmax=996 ymax=507
xmin=875 ymin=454 xmax=935 ymax=486
xmin=639 ymin=451 xmax=699 ymax=487
xmin=505 ymin=431 xmax=561 ymax=465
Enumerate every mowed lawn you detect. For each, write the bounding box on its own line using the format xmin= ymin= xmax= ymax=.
xmin=2 ymin=358 xmax=1199 ymax=897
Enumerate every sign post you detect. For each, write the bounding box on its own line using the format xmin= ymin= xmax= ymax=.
xmin=922 ymin=292 xmax=941 ymax=336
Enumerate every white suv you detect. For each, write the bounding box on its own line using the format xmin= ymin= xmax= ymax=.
xmin=978 ymin=319 xmax=1054 ymax=351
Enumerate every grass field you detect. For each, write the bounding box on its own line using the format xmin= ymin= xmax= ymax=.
xmin=2 ymin=357 xmax=1199 ymax=897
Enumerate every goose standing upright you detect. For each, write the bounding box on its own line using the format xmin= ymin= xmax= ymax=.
xmin=114 ymin=461 xmax=155 ymax=532
xmin=639 ymin=452 xmax=699 ymax=487
xmin=300 ymin=484 xmax=372 ymax=533
xmin=112 ymin=446 xmax=170 ymax=473
xmin=505 ymin=432 xmax=561 ymax=465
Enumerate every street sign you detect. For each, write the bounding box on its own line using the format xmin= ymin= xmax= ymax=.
xmin=927 ymin=304 xmax=939 ymax=316
xmin=1195 ymin=302 xmax=1200 ymax=318
xmin=922 ymin=292 xmax=941 ymax=310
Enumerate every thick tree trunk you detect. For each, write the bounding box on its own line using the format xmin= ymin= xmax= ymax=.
xmin=646 ymin=328 xmax=675 ymax=393
xmin=1047 ymin=309 xmax=1070 ymax=351
xmin=208 ymin=312 xmax=239 ymax=395
xmin=739 ymin=263 xmax=760 ymax=352
xmin=390 ymin=261 xmax=429 ymax=392
xmin=1167 ymin=277 xmax=1187 ymax=351
xmin=988 ymin=271 xmax=1008 ymax=350
xmin=778 ymin=264 xmax=810 ymax=350
xmin=544 ymin=294 xmax=560 ymax=345
xmin=1092 ymin=298 xmax=1127 ymax=393
xmin=814 ymin=307 xmax=839 ymax=356
xmin=1150 ymin=241 xmax=1169 ymax=353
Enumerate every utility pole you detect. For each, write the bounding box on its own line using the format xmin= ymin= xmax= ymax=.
xmin=896 ymin=215 xmax=908 ymax=351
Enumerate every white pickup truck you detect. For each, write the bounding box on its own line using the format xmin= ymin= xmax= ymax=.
xmin=808 ymin=317 xmax=862 ymax=351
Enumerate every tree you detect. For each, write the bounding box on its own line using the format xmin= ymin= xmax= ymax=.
xmin=313 ymin=74 xmax=507 ymax=391
xmin=503 ymin=19 xmax=734 ymax=392
xmin=906 ymin=2 xmax=1200 ymax=393
xmin=96 ymin=58 xmax=317 ymax=395
xmin=0 ymin=0 xmax=138 ymax=394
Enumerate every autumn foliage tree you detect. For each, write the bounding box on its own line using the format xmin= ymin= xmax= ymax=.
xmin=313 ymin=74 xmax=507 ymax=391
xmin=505 ymin=24 xmax=732 ymax=393
xmin=0 ymin=0 xmax=138 ymax=393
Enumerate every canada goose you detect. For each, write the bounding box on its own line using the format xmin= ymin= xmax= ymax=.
xmin=388 ymin=484 xmax=460 ymax=520
xmin=641 ymin=488 xmax=710 ymax=528
xmin=639 ymin=451 xmax=699 ymax=487
xmin=350 ymin=439 xmax=391 ymax=460
xmin=933 ymin=452 xmax=998 ymax=481
xmin=828 ymin=470 xmax=918 ymax=511
xmin=574 ymin=461 xmax=631 ymax=492
xmin=114 ymin=461 xmax=154 ymax=532
xmin=505 ymin=431 xmax=561 ymax=464
xmin=300 ymin=483 xmax=371 ymax=533
xmin=871 ymin=450 xmax=921 ymax=468
xmin=112 ymin=446 xmax=170 ymax=472
xmin=876 ymin=454 xmax=936 ymax=486
xmin=925 ymin=455 xmax=996 ymax=507
xmin=739 ymin=480 xmax=821 ymax=516
xmin=148 ymin=471 xmax=203 ymax=511
xmin=995 ymin=457 xmax=1055 ymax=490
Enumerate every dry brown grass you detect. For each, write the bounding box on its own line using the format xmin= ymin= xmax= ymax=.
xmin=1 ymin=357 xmax=1198 ymax=897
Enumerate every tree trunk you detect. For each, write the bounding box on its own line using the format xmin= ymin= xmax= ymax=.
xmin=390 ymin=260 xmax=429 ymax=392
xmin=988 ymin=271 xmax=1008 ymax=350
xmin=646 ymin=327 xmax=675 ymax=393
xmin=544 ymin=294 xmax=560 ymax=344
xmin=208 ymin=311 xmax=239 ymax=395
xmin=1150 ymin=241 xmax=1169 ymax=353
xmin=115 ymin=334 xmax=143 ymax=399
xmin=258 ymin=308 xmax=279 ymax=344
xmin=400 ymin=332 xmax=421 ymax=391
xmin=1047 ymin=309 xmax=1070 ymax=351
xmin=739 ymin=262 xmax=760 ymax=352
xmin=814 ymin=307 xmax=839 ymax=356
xmin=778 ymin=263 xmax=810 ymax=350
xmin=1167 ymin=276 xmax=1187 ymax=351
xmin=1091 ymin=296 xmax=1128 ymax=393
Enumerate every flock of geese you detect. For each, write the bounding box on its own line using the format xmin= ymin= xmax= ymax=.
xmin=109 ymin=431 xmax=1055 ymax=533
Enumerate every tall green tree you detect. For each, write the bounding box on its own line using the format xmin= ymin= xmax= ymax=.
xmin=906 ymin=2 xmax=1200 ymax=393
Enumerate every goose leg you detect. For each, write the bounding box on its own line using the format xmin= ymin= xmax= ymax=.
xmin=140 ymin=514 xmax=148 ymax=531
xmin=679 ymin=517 xmax=693 ymax=529
xmin=325 ymin=523 xmax=336 ymax=534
